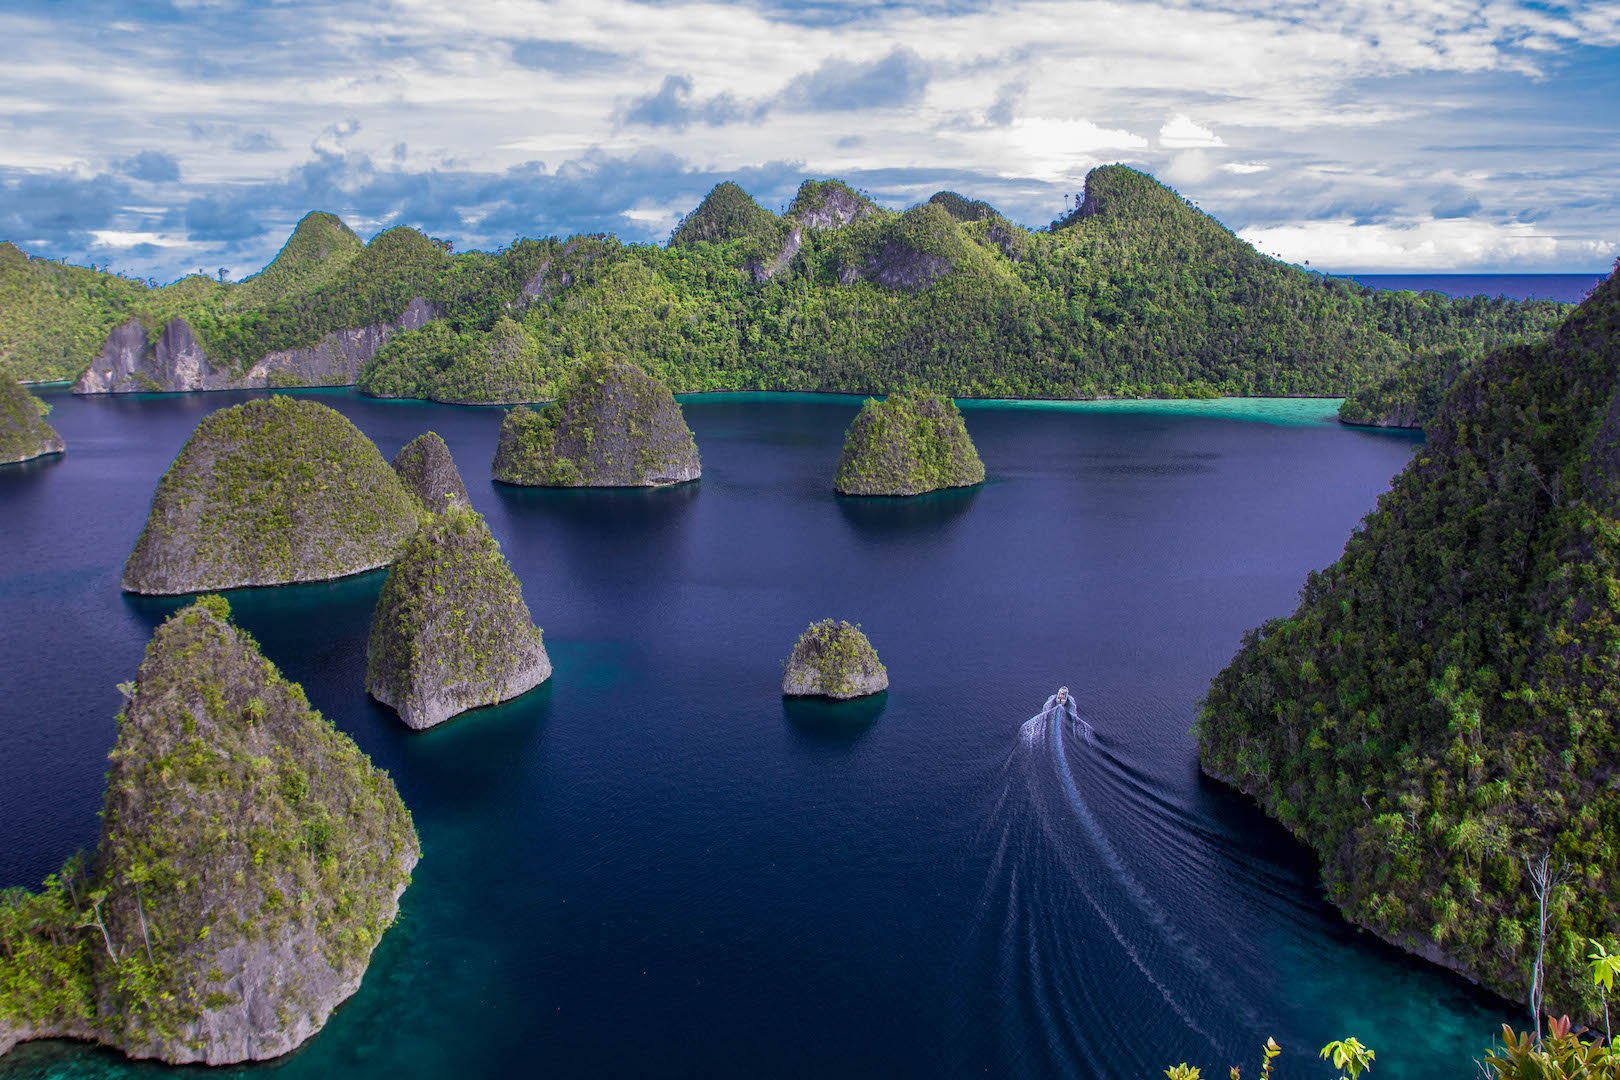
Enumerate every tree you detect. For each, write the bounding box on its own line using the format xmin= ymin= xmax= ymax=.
xmin=1526 ymin=851 xmax=1573 ymax=1042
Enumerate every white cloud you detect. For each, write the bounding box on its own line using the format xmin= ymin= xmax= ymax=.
xmin=1238 ymin=218 xmax=1617 ymax=272
xmin=0 ymin=0 xmax=1614 ymax=274
xmin=1159 ymin=115 xmax=1224 ymax=149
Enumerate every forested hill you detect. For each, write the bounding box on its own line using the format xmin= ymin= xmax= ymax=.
xmin=1199 ymin=263 xmax=1620 ymax=1019
xmin=0 ymin=166 xmax=1568 ymax=399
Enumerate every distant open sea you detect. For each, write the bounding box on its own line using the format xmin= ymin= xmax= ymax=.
xmin=1345 ymin=273 xmax=1605 ymax=303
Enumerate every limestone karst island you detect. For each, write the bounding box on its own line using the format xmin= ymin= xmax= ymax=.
xmin=1 ymin=3 xmax=1616 ymax=1078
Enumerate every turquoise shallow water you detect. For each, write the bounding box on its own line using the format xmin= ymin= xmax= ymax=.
xmin=1 ymin=391 xmax=1502 ymax=1078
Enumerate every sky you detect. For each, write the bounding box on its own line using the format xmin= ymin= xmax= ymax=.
xmin=1 ymin=0 xmax=1617 ymax=281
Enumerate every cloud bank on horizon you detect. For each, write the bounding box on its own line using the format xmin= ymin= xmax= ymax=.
xmin=0 ymin=0 xmax=1616 ymax=281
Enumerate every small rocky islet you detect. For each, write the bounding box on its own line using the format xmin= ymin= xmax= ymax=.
xmin=492 ymin=357 xmax=701 ymax=487
xmin=122 ymin=396 xmax=423 ymax=595
xmin=366 ymin=505 xmax=551 ymax=730
xmin=834 ymin=390 xmax=985 ymax=496
xmin=0 ymin=597 xmax=418 ymax=1065
xmin=782 ymin=620 xmax=889 ymax=700
xmin=0 ymin=374 xmax=66 ymax=465
xmin=391 ymin=430 xmax=471 ymax=512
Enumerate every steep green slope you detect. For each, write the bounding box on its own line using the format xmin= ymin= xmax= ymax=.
xmin=0 ymin=242 xmax=149 ymax=382
xmin=124 ymin=397 xmax=423 ymax=593
xmin=0 ymin=597 xmax=418 ymax=1064
xmin=1198 ymin=266 xmax=1620 ymax=1019
xmin=1338 ymin=347 xmax=1474 ymax=429
xmin=0 ymin=375 xmax=65 ymax=464
xmin=670 ymin=181 xmax=785 ymax=252
xmin=227 ymin=210 xmax=363 ymax=309
xmin=927 ymin=190 xmax=1000 ymax=222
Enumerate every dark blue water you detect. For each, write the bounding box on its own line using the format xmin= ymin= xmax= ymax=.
xmin=1347 ymin=272 xmax=1603 ymax=303
xmin=0 ymin=391 xmax=1508 ymax=1078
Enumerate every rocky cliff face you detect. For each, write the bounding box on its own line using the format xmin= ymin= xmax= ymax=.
xmin=753 ymin=179 xmax=883 ymax=282
xmin=73 ymin=298 xmax=438 ymax=394
xmin=834 ymin=390 xmax=985 ymax=495
xmin=492 ymin=358 xmax=701 ymax=487
xmin=123 ymin=397 xmax=423 ymax=594
xmin=391 ymin=431 xmax=471 ymax=512
xmin=367 ymin=507 xmax=551 ymax=729
xmin=0 ymin=597 xmax=419 ymax=1065
xmin=0 ymin=375 xmax=66 ymax=464
xmin=782 ymin=620 xmax=888 ymax=699
xmin=1336 ymin=402 xmax=1423 ymax=430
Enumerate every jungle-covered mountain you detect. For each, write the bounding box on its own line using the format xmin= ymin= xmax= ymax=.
xmin=1199 ymin=264 xmax=1620 ymax=1019
xmin=0 ymin=166 xmax=1569 ymax=400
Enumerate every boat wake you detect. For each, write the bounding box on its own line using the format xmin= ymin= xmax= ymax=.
xmin=957 ymin=689 xmax=1260 ymax=1074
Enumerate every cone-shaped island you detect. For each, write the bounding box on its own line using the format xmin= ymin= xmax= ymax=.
xmin=123 ymin=397 xmax=422 ymax=594
xmin=783 ymin=620 xmax=889 ymax=700
xmin=492 ymin=358 xmax=700 ymax=487
xmin=1 ymin=375 xmax=65 ymax=464
xmin=392 ymin=430 xmax=470 ymax=511
xmin=366 ymin=506 xmax=551 ymax=729
xmin=834 ymin=390 xmax=984 ymax=496
xmin=0 ymin=597 xmax=419 ymax=1065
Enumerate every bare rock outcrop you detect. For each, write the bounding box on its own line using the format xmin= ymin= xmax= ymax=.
xmin=74 ymin=298 xmax=438 ymax=394
xmin=391 ymin=431 xmax=471 ymax=511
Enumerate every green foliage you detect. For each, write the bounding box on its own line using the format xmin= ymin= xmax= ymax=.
xmin=123 ymin=396 xmax=423 ymax=593
xmin=0 ymin=374 xmax=65 ymax=464
xmin=927 ymin=190 xmax=1000 ymax=222
xmin=1198 ymin=269 xmax=1620 ymax=1019
xmin=491 ymin=357 xmax=700 ymax=487
xmin=1483 ymin=1016 xmax=1618 ymax=1078
xmin=834 ymin=390 xmax=985 ymax=495
xmin=0 ymin=856 xmax=96 ymax=1034
xmin=366 ymin=505 xmax=547 ymax=727
xmin=1320 ymin=1037 xmax=1376 ymax=1079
